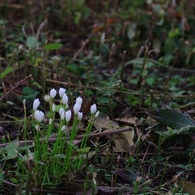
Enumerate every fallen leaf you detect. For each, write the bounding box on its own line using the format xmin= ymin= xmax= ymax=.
xmin=178 ymin=180 xmax=195 ymax=195
xmin=115 ymin=116 xmax=139 ymax=125
xmin=94 ymin=113 xmax=134 ymax=151
xmin=94 ymin=113 xmax=120 ymax=130
xmin=114 ymin=130 xmax=134 ymax=152
xmin=115 ymin=168 xmax=145 ymax=184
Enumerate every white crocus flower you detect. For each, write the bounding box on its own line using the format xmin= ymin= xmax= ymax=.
xmin=73 ymin=102 xmax=81 ymax=115
xmin=59 ymin=87 xmax=66 ymax=97
xmin=76 ymin=96 xmax=83 ymax=104
xmin=78 ymin=112 xmax=83 ymax=120
xmin=33 ymin=98 xmax=40 ymax=110
xmin=34 ymin=110 xmax=44 ymax=122
xmin=50 ymin=88 xmax=57 ymax=99
xmin=65 ymin=110 xmax=72 ymax=122
xmin=62 ymin=93 xmax=68 ymax=105
xmin=90 ymin=104 xmax=97 ymax=114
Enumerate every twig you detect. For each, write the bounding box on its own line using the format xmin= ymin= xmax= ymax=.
xmin=0 ymin=178 xmax=18 ymax=187
xmin=0 ymin=126 xmax=133 ymax=148
xmin=0 ymin=74 xmax=33 ymax=101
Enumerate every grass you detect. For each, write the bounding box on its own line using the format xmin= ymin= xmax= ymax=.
xmin=1 ymin=0 xmax=195 ymax=194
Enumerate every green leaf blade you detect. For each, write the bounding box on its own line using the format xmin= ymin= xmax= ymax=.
xmin=147 ymin=108 xmax=195 ymax=129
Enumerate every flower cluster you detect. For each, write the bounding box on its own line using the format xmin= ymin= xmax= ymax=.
xmin=33 ymin=87 xmax=99 ymax=124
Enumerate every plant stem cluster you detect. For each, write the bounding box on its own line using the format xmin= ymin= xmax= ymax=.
xmin=30 ymin=87 xmax=99 ymax=184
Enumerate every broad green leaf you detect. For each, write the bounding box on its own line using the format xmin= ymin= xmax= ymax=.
xmin=18 ymin=87 xmax=39 ymax=102
xmin=77 ymin=147 xmax=90 ymax=153
xmin=0 ymin=67 xmax=14 ymax=79
xmin=168 ymin=28 xmax=180 ymax=38
xmin=67 ymin=63 xmax=85 ymax=76
xmin=147 ymin=108 xmax=195 ymax=129
xmin=6 ymin=142 xmax=18 ymax=159
xmin=10 ymin=177 xmax=18 ymax=184
xmin=26 ymin=36 xmax=37 ymax=50
xmin=44 ymin=43 xmax=63 ymax=50
xmin=158 ymin=126 xmax=195 ymax=149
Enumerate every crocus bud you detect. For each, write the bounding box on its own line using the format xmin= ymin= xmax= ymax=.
xmin=62 ymin=93 xmax=68 ymax=105
xmin=60 ymin=111 xmax=65 ymax=120
xmin=33 ymin=98 xmax=40 ymax=110
xmin=35 ymin=125 xmax=40 ymax=131
xmin=95 ymin=111 xmax=100 ymax=118
xmin=65 ymin=110 xmax=72 ymax=122
xmin=49 ymin=118 xmax=53 ymax=125
xmin=59 ymin=87 xmax=66 ymax=97
xmin=73 ymin=102 xmax=81 ymax=115
xmin=78 ymin=112 xmax=83 ymax=120
xmin=50 ymin=88 xmax=57 ymax=99
xmin=90 ymin=104 xmax=97 ymax=114
xmin=34 ymin=110 xmax=44 ymax=122
xmin=76 ymin=96 xmax=83 ymax=104
xmin=52 ymin=104 xmax=56 ymax=112
xmin=44 ymin=95 xmax=51 ymax=102
xmin=59 ymin=107 xmax=65 ymax=116
xmin=61 ymin=125 xmax=66 ymax=131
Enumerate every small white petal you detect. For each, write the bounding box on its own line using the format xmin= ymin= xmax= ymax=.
xmin=73 ymin=102 xmax=81 ymax=115
xmin=62 ymin=93 xmax=68 ymax=105
xmin=78 ymin=112 xmax=83 ymax=120
xmin=65 ymin=110 xmax=72 ymax=122
xmin=76 ymin=97 xmax=83 ymax=104
xmin=50 ymin=88 xmax=57 ymax=99
xmin=33 ymin=98 xmax=40 ymax=110
xmin=95 ymin=111 xmax=100 ymax=118
xmin=59 ymin=87 xmax=66 ymax=97
xmin=90 ymin=104 xmax=97 ymax=114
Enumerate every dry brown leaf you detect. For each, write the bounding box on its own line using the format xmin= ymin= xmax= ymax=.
xmin=94 ymin=113 xmax=134 ymax=152
xmin=177 ymin=180 xmax=195 ymax=195
xmin=94 ymin=113 xmax=120 ymax=130
xmin=115 ymin=116 xmax=139 ymax=125
xmin=114 ymin=129 xmax=134 ymax=152
xmin=146 ymin=115 xmax=157 ymax=126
